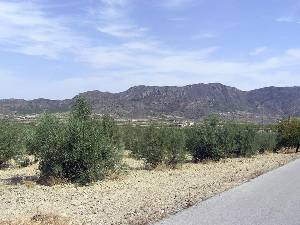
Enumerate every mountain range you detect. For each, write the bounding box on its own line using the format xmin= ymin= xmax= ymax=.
xmin=1 ymin=83 xmax=300 ymax=121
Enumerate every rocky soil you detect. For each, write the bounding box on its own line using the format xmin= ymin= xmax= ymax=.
xmin=0 ymin=153 xmax=299 ymax=225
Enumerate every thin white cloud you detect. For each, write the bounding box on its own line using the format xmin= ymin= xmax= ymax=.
xmin=192 ymin=33 xmax=217 ymax=40
xmin=2 ymin=59 xmax=300 ymax=99
xmin=96 ymin=0 xmax=147 ymax=38
xmin=2 ymin=47 xmax=300 ymax=99
xmin=101 ymin=0 xmax=128 ymax=6
xmin=161 ymin=0 xmax=194 ymax=8
xmin=249 ymin=47 xmax=267 ymax=56
xmin=122 ymin=41 xmax=160 ymax=51
xmin=79 ymin=46 xmax=300 ymax=79
xmin=78 ymin=45 xmax=219 ymax=70
xmin=1 ymin=1 xmax=300 ymax=99
xmin=276 ymin=17 xmax=294 ymax=22
xmin=0 ymin=1 xmax=87 ymax=58
xmin=276 ymin=17 xmax=300 ymax=24
xmin=97 ymin=24 xmax=147 ymax=38
xmin=168 ymin=17 xmax=187 ymax=22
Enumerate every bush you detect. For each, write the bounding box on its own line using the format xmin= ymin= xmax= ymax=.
xmin=217 ymin=122 xmax=239 ymax=157
xmin=133 ymin=125 xmax=186 ymax=168
xmin=101 ymin=115 xmax=123 ymax=149
xmin=27 ymin=114 xmax=65 ymax=159
xmin=276 ymin=118 xmax=300 ymax=152
xmin=185 ymin=116 xmax=224 ymax=162
xmin=233 ymin=124 xmax=257 ymax=157
xmin=186 ymin=117 xmax=260 ymax=162
xmin=121 ymin=125 xmax=142 ymax=154
xmin=135 ymin=125 xmax=166 ymax=168
xmin=31 ymin=97 xmax=123 ymax=184
xmin=164 ymin=127 xmax=186 ymax=168
xmin=254 ymin=131 xmax=277 ymax=153
xmin=0 ymin=120 xmax=24 ymax=167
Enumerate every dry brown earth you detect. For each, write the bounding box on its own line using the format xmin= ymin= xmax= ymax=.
xmin=0 ymin=153 xmax=299 ymax=225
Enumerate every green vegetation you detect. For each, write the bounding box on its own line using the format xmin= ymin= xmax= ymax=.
xmin=164 ymin=127 xmax=186 ymax=168
xmin=129 ymin=125 xmax=186 ymax=168
xmin=1 ymin=97 xmax=300 ymax=185
xmin=0 ymin=120 xmax=24 ymax=166
xmin=276 ymin=118 xmax=300 ymax=152
xmin=29 ymin=97 xmax=123 ymax=184
xmin=185 ymin=118 xmax=255 ymax=161
xmin=254 ymin=131 xmax=277 ymax=154
xmin=184 ymin=116 xmax=279 ymax=162
xmin=121 ymin=124 xmax=143 ymax=156
xmin=185 ymin=116 xmax=223 ymax=161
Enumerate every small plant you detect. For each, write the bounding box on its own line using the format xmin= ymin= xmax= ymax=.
xmin=0 ymin=120 xmax=24 ymax=167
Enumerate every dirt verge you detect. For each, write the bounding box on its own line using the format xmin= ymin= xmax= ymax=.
xmin=0 ymin=153 xmax=299 ymax=225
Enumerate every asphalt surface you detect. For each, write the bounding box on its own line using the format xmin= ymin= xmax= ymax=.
xmin=154 ymin=158 xmax=300 ymax=225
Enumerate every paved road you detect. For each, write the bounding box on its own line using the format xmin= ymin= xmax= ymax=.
xmin=154 ymin=158 xmax=300 ymax=225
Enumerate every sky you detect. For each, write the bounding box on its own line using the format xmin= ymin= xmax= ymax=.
xmin=1 ymin=0 xmax=300 ymax=99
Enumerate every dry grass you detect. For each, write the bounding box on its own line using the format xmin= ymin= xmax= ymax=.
xmin=0 ymin=214 xmax=73 ymax=225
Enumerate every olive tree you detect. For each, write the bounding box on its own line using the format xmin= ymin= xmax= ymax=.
xmin=30 ymin=96 xmax=123 ymax=184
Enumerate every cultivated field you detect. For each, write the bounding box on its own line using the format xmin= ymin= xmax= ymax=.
xmin=1 ymin=97 xmax=300 ymax=225
xmin=1 ymin=152 xmax=299 ymax=225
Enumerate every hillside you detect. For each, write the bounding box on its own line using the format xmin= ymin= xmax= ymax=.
xmin=1 ymin=83 xmax=299 ymax=120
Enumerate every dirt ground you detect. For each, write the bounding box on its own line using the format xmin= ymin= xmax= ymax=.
xmin=0 ymin=153 xmax=299 ymax=225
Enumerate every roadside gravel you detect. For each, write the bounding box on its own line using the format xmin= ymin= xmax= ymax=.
xmin=0 ymin=153 xmax=299 ymax=225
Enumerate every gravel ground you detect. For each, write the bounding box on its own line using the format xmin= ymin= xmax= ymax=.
xmin=0 ymin=153 xmax=299 ymax=225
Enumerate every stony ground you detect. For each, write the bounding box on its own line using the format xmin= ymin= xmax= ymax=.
xmin=0 ymin=153 xmax=299 ymax=225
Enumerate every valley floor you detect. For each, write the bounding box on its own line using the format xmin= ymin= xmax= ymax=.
xmin=0 ymin=153 xmax=299 ymax=225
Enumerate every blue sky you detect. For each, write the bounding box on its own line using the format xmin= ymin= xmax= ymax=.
xmin=1 ymin=0 xmax=300 ymax=99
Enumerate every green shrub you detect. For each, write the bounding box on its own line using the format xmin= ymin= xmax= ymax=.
xmin=63 ymin=118 xmax=122 ymax=184
xmin=135 ymin=125 xmax=166 ymax=168
xmin=164 ymin=127 xmax=186 ymax=168
xmin=218 ymin=122 xmax=239 ymax=157
xmin=31 ymin=96 xmax=123 ymax=184
xmin=185 ymin=116 xmax=224 ymax=162
xmin=233 ymin=124 xmax=257 ymax=157
xmin=122 ymin=125 xmax=139 ymax=151
xmin=276 ymin=118 xmax=300 ymax=152
xmin=121 ymin=125 xmax=149 ymax=159
xmin=133 ymin=125 xmax=186 ymax=168
xmin=71 ymin=95 xmax=92 ymax=120
xmin=0 ymin=120 xmax=24 ymax=167
xmin=27 ymin=113 xmax=65 ymax=159
xmin=186 ymin=117 xmax=259 ymax=162
xmin=101 ymin=115 xmax=123 ymax=148
xmin=254 ymin=131 xmax=277 ymax=153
